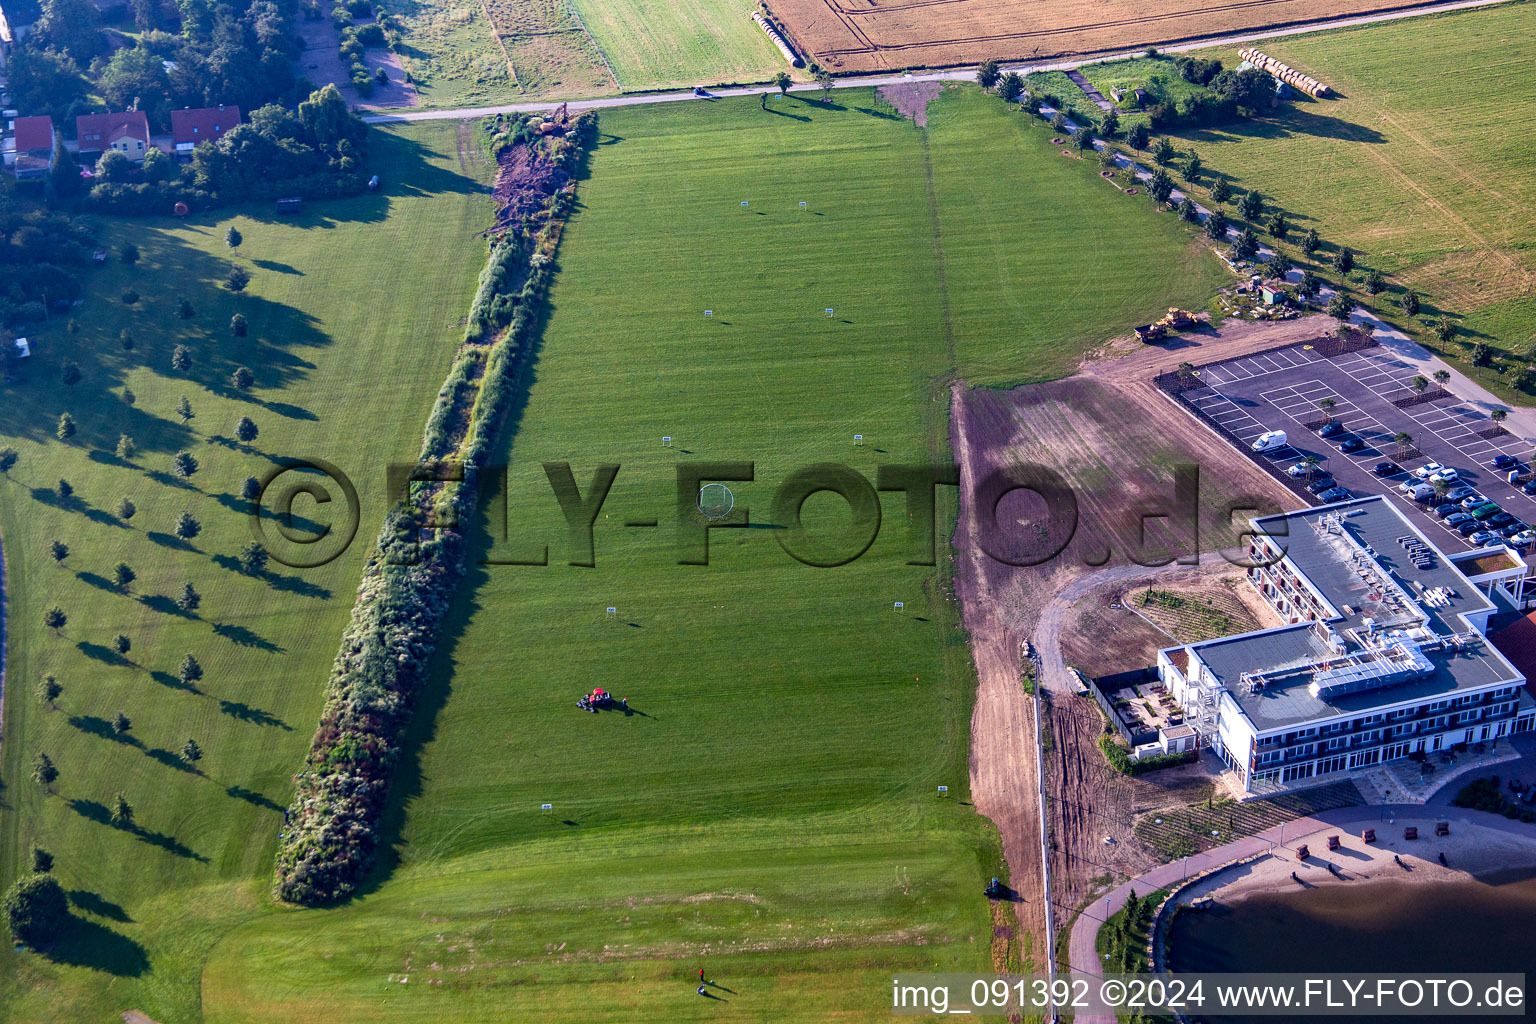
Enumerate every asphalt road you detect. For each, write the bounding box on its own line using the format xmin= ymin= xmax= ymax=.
xmin=361 ymin=0 xmax=1513 ymax=125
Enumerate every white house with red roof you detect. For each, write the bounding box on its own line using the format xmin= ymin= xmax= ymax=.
xmin=171 ymin=104 xmax=241 ymax=158
xmin=76 ymin=110 xmax=152 ymax=163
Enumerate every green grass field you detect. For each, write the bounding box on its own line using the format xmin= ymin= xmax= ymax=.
xmin=192 ymin=88 xmax=1223 ymax=1021
xmin=0 ymin=123 xmax=496 ymax=1021
xmin=2 ymin=87 xmax=1226 ymax=1021
xmin=387 ymin=0 xmax=791 ymax=107
xmin=569 ymin=0 xmax=786 ymax=91
xmin=1165 ymin=4 xmax=1536 ymax=400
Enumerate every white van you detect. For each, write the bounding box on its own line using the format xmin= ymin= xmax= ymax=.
xmin=1251 ymin=430 xmax=1288 ymax=453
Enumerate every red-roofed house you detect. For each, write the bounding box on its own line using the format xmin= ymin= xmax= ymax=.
xmin=76 ymin=110 xmax=152 ymax=163
xmin=171 ymin=105 xmax=241 ymax=158
xmin=12 ymin=116 xmax=56 ymax=180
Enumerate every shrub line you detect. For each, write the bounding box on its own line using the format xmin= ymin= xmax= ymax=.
xmin=272 ymin=113 xmax=597 ymax=905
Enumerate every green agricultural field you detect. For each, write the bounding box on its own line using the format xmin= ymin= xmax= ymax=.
xmin=0 ymin=123 xmax=496 ymax=1021
xmin=196 ymin=87 xmax=1223 ymax=1021
xmin=1164 ymin=3 xmax=1536 ymax=400
xmin=386 ymin=0 xmax=790 ymax=107
xmin=569 ymin=0 xmax=788 ymax=91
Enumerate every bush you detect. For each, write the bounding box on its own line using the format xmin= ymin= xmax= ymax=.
xmin=4 ymin=874 xmax=69 ymax=945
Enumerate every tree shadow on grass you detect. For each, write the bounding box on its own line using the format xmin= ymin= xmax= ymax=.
xmin=146 ymin=748 xmax=200 ymax=775
xmin=149 ymin=670 xmax=201 ymax=694
xmin=39 ymin=914 xmax=149 ymax=976
xmin=68 ymin=715 xmax=143 ymax=748
xmin=226 ymin=784 xmax=285 ymax=812
xmin=67 ymin=890 xmax=132 ymax=923
xmin=67 ymin=798 xmax=207 ymax=860
xmin=139 ymin=592 xmax=197 ymax=619
xmin=76 ymin=641 xmax=130 ymax=668
xmin=219 ymin=700 xmax=292 ymax=730
xmin=74 ymin=572 xmax=124 ymax=596
xmin=210 ymin=553 xmax=332 ymax=599
xmin=146 ymin=530 xmax=199 ymax=553
xmin=213 ymin=620 xmax=286 ymax=653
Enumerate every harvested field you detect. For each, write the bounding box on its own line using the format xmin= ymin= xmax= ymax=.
xmin=770 ymin=0 xmax=1429 ymax=73
xmin=481 ymin=0 xmax=615 ymax=96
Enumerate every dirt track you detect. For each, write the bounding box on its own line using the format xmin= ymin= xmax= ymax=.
xmin=951 ymin=317 xmax=1316 ymax=956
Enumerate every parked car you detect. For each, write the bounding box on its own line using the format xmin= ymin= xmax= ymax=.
xmin=1492 ymin=454 xmax=1518 ymax=469
xmin=1487 ymin=511 xmax=1516 ymax=528
xmin=1461 ymin=493 xmax=1490 ymax=509
xmin=1446 ymin=485 xmax=1477 ymax=502
xmin=1287 ymin=462 xmax=1311 ymax=478
xmin=1428 ymin=468 xmax=1460 ymax=483
xmin=1414 ymin=462 xmax=1446 ymax=479
xmin=1318 ymin=487 xmax=1350 ymax=502
xmin=1458 ymin=519 xmax=1485 ymax=536
xmin=1435 ymin=503 xmax=1463 ymax=519
xmin=1445 ymin=512 xmax=1475 ymax=527
xmin=1306 ymin=477 xmax=1337 ymax=495
xmin=1337 ymin=436 xmax=1365 ymax=453
xmin=1499 ymin=521 xmax=1528 ymax=538
xmin=1523 ymin=480 xmax=1536 ymax=496
xmin=1472 ymin=502 xmax=1504 ymax=521
xmin=1510 ymin=530 xmax=1536 ymax=547
xmin=1252 ymin=430 xmax=1288 ymax=453
xmin=1469 ymin=531 xmax=1499 ymax=546
xmin=1372 ymin=461 xmax=1401 ymax=476
xmin=1317 ymin=421 xmax=1345 ymax=438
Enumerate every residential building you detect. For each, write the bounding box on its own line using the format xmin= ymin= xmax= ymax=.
xmin=76 ymin=110 xmax=152 ymax=163
xmin=171 ymin=104 xmax=240 ymax=158
xmin=1156 ymin=496 xmax=1534 ymax=795
xmin=10 ymin=115 xmax=55 ymax=180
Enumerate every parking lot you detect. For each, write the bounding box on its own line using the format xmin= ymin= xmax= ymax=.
xmin=1182 ymin=342 xmax=1535 ymax=559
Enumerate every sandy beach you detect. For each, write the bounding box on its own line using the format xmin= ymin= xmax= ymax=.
xmin=1169 ymin=817 xmax=1536 ymax=909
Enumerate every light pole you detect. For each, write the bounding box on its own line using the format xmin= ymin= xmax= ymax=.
xmin=1182 ymin=855 xmax=1190 ymax=880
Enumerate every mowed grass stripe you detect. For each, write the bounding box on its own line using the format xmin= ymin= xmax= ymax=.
xmin=203 ymin=89 xmax=1225 ymax=1021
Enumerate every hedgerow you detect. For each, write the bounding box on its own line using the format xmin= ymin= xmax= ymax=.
xmin=273 ymin=113 xmax=596 ymax=905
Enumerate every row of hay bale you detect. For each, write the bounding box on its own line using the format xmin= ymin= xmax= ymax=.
xmin=1239 ymin=47 xmax=1331 ymax=98
xmin=753 ymin=11 xmax=805 ymax=68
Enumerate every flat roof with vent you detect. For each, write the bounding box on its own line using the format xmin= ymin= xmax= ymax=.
xmin=1177 ymin=497 xmax=1523 ymax=732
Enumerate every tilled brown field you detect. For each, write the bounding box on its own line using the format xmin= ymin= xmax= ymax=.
xmin=770 ymin=0 xmax=1428 ymax=71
